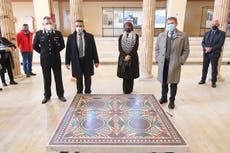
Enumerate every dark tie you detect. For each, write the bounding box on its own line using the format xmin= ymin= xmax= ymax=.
xmin=210 ymin=30 xmax=215 ymax=43
xmin=166 ymin=32 xmax=173 ymax=60
xmin=78 ymin=33 xmax=84 ymax=57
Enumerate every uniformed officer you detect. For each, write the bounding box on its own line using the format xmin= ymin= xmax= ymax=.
xmin=33 ymin=16 xmax=66 ymax=104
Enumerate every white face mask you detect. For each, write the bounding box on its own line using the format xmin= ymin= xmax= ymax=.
xmin=45 ymin=24 xmax=52 ymax=31
xmin=76 ymin=27 xmax=83 ymax=33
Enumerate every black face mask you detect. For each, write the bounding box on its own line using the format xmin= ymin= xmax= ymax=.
xmin=125 ymin=28 xmax=132 ymax=33
xmin=212 ymin=25 xmax=218 ymax=30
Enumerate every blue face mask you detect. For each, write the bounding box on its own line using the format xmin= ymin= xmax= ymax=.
xmin=166 ymin=24 xmax=175 ymax=32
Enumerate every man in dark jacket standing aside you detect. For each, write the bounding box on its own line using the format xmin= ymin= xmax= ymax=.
xmin=17 ymin=24 xmax=36 ymax=77
xmin=33 ymin=16 xmax=66 ymax=104
xmin=65 ymin=19 xmax=99 ymax=94
xmin=198 ymin=19 xmax=225 ymax=88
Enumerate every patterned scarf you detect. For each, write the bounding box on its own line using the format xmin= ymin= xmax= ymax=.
xmin=121 ymin=31 xmax=136 ymax=54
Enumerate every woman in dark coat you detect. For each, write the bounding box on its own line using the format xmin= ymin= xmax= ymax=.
xmin=117 ymin=22 xmax=139 ymax=94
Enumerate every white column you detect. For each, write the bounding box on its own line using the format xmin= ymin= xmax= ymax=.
xmin=140 ymin=0 xmax=156 ymax=79
xmin=0 ymin=0 xmax=22 ymax=77
xmin=167 ymin=0 xmax=187 ymax=31
xmin=213 ymin=0 xmax=229 ymax=81
xmin=33 ymin=0 xmax=51 ymax=30
xmin=69 ymin=0 xmax=83 ymax=32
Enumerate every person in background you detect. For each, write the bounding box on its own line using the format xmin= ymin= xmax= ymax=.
xmin=0 ymin=28 xmax=18 ymax=86
xmin=155 ymin=17 xmax=190 ymax=109
xmin=33 ymin=16 xmax=66 ymax=104
xmin=198 ymin=19 xmax=225 ymax=88
xmin=117 ymin=22 xmax=139 ymax=94
xmin=65 ymin=19 xmax=99 ymax=94
xmin=17 ymin=24 xmax=36 ymax=77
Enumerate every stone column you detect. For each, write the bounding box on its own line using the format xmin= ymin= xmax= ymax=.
xmin=212 ymin=0 xmax=229 ymax=81
xmin=69 ymin=0 xmax=83 ymax=32
xmin=167 ymin=0 xmax=187 ymax=31
xmin=140 ymin=0 xmax=155 ymax=79
xmin=33 ymin=0 xmax=51 ymax=30
xmin=0 ymin=0 xmax=21 ymax=77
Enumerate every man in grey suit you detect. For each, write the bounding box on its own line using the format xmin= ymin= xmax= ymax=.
xmin=155 ymin=17 xmax=190 ymax=109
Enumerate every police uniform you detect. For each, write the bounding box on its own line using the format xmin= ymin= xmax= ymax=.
xmin=33 ymin=29 xmax=65 ymax=99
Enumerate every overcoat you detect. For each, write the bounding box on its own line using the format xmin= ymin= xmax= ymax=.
xmin=155 ymin=30 xmax=190 ymax=83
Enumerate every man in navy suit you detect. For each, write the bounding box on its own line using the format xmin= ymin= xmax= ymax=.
xmin=198 ymin=19 xmax=225 ymax=88
xmin=65 ymin=19 xmax=99 ymax=94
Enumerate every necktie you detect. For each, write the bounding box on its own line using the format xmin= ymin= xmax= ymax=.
xmin=78 ymin=33 xmax=84 ymax=57
xmin=210 ymin=30 xmax=215 ymax=43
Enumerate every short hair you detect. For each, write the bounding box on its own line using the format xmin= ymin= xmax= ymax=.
xmin=167 ymin=17 xmax=178 ymax=24
xmin=23 ymin=24 xmax=28 ymax=27
xmin=123 ymin=22 xmax=134 ymax=31
xmin=43 ymin=16 xmax=51 ymax=21
xmin=75 ymin=19 xmax=84 ymax=23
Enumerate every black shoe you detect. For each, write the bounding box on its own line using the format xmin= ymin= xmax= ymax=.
xmin=159 ymin=97 xmax=167 ymax=104
xmin=10 ymin=81 xmax=18 ymax=85
xmin=2 ymin=82 xmax=7 ymax=86
xmin=59 ymin=96 xmax=67 ymax=102
xmin=211 ymin=83 xmax=216 ymax=88
xmin=26 ymin=74 xmax=30 ymax=77
xmin=42 ymin=97 xmax=50 ymax=104
xmin=198 ymin=80 xmax=205 ymax=84
xmin=168 ymin=102 xmax=175 ymax=109
xmin=77 ymin=91 xmax=83 ymax=94
xmin=30 ymin=72 xmax=36 ymax=76
xmin=0 ymin=88 xmax=2 ymax=91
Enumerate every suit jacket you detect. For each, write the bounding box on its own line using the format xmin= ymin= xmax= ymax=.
xmin=65 ymin=30 xmax=99 ymax=78
xmin=201 ymin=29 xmax=225 ymax=57
xmin=155 ymin=30 xmax=190 ymax=84
xmin=33 ymin=30 xmax=65 ymax=67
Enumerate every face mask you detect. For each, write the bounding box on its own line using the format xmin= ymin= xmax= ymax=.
xmin=45 ymin=24 xmax=52 ymax=31
xmin=212 ymin=25 xmax=218 ymax=30
xmin=166 ymin=24 xmax=175 ymax=32
xmin=125 ymin=28 xmax=132 ymax=33
xmin=76 ymin=27 xmax=83 ymax=33
xmin=23 ymin=29 xmax=29 ymax=33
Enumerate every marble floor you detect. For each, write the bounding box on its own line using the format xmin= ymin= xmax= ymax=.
xmin=0 ymin=64 xmax=230 ymax=153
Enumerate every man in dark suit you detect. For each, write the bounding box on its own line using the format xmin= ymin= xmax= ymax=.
xmin=198 ymin=19 xmax=226 ymax=88
xmin=65 ymin=19 xmax=99 ymax=94
xmin=33 ymin=16 xmax=66 ymax=104
xmin=0 ymin=29 xmax=18 ymax=86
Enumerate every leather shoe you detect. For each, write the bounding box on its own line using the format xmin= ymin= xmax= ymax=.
xmin=26 ymin=74 xmax=30 ymax=77
xmin=168 ymin=102 xmax=175 ymax=109
xmin=159 ymin=97 xmax=167 ymax=104
xmin=0 ymin=88 xmax=2 ymax=91
xmin=2 ymin=82 xmax=7 ymax=86
xmin=30 ymin=72 xmax=36 ymax=76
xmin=198 ymin=80 xmax=205 ymax=84
xmin=59 ymin=96 xmax=67 ymax=102
xmin=10 ymin=81 xmax=18 ymax=85
xmin=211 ymin=83 xmax=216 ymax=88
xmin=42 ymin=97 xmax=50 ymax=104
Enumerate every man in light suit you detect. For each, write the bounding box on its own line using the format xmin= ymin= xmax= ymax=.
xmin=155 ymin=17 xmax=190 ymax=109
xmin=198 ymin=19 xmax=225 ymax=88
xmin=65 ymin=19 xmax=99 ymax=94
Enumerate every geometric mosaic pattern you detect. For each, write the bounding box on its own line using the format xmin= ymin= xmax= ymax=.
xmin=48 ymin=94 xmax=187 ymax=146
